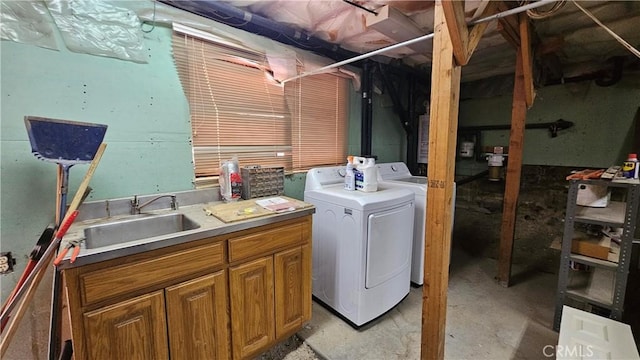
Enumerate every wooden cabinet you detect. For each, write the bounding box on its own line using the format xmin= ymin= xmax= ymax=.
xmin=84 ymin=291 xmax=168 ymax=360
xmin=227 ymin=218 xmax=312 ymax=359
xmin=166 ymin=272 xmax=229 ymax=360
xmin=230 ymin=257 xmax=275 ymax=359
xmin=274 ymin=245 xmax=311 ymax=338
xmin=63 ymin=215 xmax=312 ymax=360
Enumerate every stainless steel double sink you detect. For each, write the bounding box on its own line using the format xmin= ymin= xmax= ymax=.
xmin=82 ymin=213 xmax=201 ymax=249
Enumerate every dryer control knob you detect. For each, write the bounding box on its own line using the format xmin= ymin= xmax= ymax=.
xmin=391 ymin=165 xmax=398 ymax=171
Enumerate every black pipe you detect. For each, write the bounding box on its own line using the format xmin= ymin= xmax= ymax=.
xmin=377 ymin=63 xmax=412 ymax=134
xmin=458 ymin=119 xmax=574 ymax=138
xmin=407 ymin=75 xmax=418 ymax=173
xmin=456 ymin=170 xmax=490 ymax=186
xmin=361 ymin=61 xmax=373 ymax=156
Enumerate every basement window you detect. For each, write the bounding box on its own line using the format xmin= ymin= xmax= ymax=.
xmin=172 ymin=27 xmax=348 ymax=187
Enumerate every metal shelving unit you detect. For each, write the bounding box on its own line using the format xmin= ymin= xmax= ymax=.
xmin=553 ymin=179 xmax=640 ymax=331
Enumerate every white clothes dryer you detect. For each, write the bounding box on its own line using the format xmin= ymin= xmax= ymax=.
xmin=376 ymin=162 xmax=456 ymax=285
xmin=304 ymin=166 xmax=415 ymax=327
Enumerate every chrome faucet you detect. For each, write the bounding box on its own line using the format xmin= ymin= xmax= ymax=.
xmin=131 ymin=194 xmax=178 ymax=214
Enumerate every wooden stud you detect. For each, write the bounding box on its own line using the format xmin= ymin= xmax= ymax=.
xmin=422 ymin=1 xmax=461 ymax=359
xmin=441 ymin=0 xmax=469 ymax=66
xmin=466 ymin=1 xmax=499 ymax=61
xmin=496 ymin=2 xmax=520 ymax=49
xmin=519 ymin=13 xmax=536 ymax=108
xmin=497 ymin=21 xmax=520 ymax=48
xmin=497 ymin=47 xmax=527 ymax=287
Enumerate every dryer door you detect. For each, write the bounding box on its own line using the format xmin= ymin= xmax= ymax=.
xmin=365 ymin=201 xmax=414 ymax=289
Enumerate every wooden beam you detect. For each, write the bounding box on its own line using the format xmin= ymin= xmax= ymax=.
xmin=443 ymin=0 xmax=500 ymax=65
xmin=519 ymin=13 xmax=536 ymax=108
xmin=466 ymin=1 xmax=499 ymax=61
xmin=497 ymin=47 xmax=527 ymax=287
xmin=496 ymin=2 xmax=520 ymax=49
xmin=441 ymin=0 xmax=468 ymax=66
xmin=422 ymin=1 xmax=460 ymax=359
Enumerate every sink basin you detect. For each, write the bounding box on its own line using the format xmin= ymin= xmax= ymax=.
xmin=84 ymin=213 xmax=200 ymax=249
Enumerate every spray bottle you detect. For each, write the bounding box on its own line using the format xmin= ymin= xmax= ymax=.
xmin=623 ymin=153 xmax=639 ymax=179
xmin=344 ymin=156 xmax=356 ymax=191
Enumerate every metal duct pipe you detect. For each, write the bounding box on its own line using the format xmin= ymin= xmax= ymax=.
xmin=159 ymin=0 xmax=360 ymax=63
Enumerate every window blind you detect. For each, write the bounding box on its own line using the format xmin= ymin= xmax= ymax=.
xmin=287 ymin=74 xmax=349 ymax=170
xmin=172 ymin=29 xmax=349 ymax=184
xmin=173 ymin=32 xmax=291 ymax=178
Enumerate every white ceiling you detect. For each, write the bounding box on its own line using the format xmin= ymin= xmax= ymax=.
xmin=220 ymin=0 xmax=640 ymax=84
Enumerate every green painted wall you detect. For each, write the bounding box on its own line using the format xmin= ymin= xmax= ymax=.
xmin=2 ymin=21 xmax=405 ymax=298
xmin=458 ymin=76 xmax=640 ymax=170
xmin=0 ymin=26 xmax=195 ymax=295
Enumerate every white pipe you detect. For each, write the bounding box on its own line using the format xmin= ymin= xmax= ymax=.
xmin=471 ymin=0 xmax=558 ymax=25
xmin=281 ymin=0 xmax=559 ymax=84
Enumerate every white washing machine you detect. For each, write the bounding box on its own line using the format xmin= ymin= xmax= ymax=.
xmin=304 ymin=166 xmax=415 ymax=327
xmin=376 ymin=162 xmax=456 ymax=286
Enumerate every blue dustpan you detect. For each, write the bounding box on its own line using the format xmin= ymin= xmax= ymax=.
xmin=24 ymin=116 xmax=107 ymax=166
xmin=24 ymin=116 xmax=107 ymax=223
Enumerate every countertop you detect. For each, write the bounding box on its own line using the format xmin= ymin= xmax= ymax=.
xmin=59 ymin=198 xmax=315 ymax=269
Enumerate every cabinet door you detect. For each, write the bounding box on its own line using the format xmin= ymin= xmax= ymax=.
xmin=274 ymin=245 xmax=312 ymax=338
xmin=165 ymin=271 xmax=229 ymax=360
xmin=230 ymin=257 xmax=275 ymax=359
xmin=83 ymin=291 xmax=168 ymax=360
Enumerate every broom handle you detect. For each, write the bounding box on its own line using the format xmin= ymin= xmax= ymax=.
xmin=0 ymin=143 xmax=107 ymax=357
xmin=63 ymin=143 xmax=106 ymax=221
xmin=56 ymin=166 xmax=63 ymax=225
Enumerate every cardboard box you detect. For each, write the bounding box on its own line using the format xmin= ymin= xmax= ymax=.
xmin=576 ymin=184 xmax=610 ymax=207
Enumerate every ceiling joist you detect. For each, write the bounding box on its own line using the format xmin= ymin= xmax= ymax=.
xmin=442 ymin=0 xmax=500 ymax=66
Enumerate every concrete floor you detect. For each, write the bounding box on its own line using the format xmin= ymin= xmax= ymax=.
xmin=4 ymin=250 xmax=560 ymax=360
xmin=298 ymin=249 xmax=560 ymax=360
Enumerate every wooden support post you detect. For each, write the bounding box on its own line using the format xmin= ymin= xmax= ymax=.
xmin=497 ymin=47 xmax=527 ymax=287
xmin=422 ymin=1 xmax=460 ymax=359
xmin=519 ymin=13 xmax=535 ymax=108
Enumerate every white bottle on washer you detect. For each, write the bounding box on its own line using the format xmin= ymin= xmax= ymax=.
xmin=354 ymin=157 xmax=378 ymax=192
xmin=344 ymin=156 xmax=356 ymax=191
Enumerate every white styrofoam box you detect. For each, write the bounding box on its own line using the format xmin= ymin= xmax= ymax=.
xmin=576 ymin=184 xmax=610 ymax=208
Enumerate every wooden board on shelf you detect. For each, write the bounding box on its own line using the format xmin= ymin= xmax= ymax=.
xmin=571 ymin=234 xmax=610 ymax=261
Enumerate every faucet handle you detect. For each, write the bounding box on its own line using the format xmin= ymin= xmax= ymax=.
xmin=131 ymin=195 xmax=139 ymax=214
xmin=171 ymin=195 xmax=178 ymax=210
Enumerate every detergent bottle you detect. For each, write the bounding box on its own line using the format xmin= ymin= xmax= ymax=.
xmin=354 ymin=156 xmax=378 ymax=192
xmin=344 ymin=156 xmax=356 ymax=191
